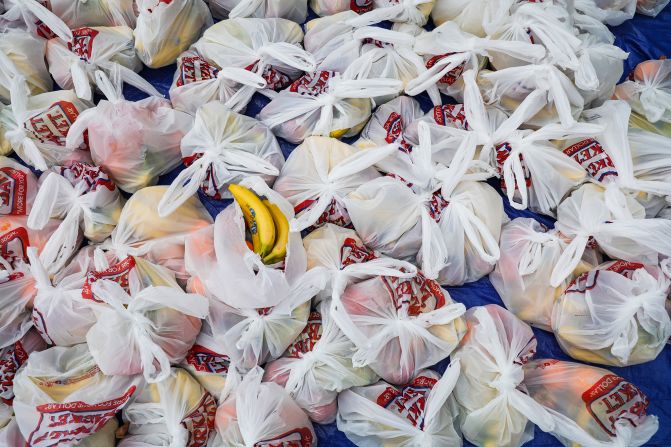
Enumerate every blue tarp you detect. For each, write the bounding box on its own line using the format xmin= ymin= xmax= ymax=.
xmin=114 ymin=5 xmax=671 ymax=446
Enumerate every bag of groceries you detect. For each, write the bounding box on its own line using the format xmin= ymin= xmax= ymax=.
xmin=0 ymin=0 xmax=72 ymax=41
xmin=27 ymin=162 xmax=123 ymax=275
xmin=41 ymin=0 xmax=136 ymax=28
xmin=118 ymin=367 xmax=217 ymax=447
xmin=344 ymin=0 xmax=434 ymax=27
xmin=259 ymin=71 xmax=402 ymax=143
xmin=0 ymin=328 xmax=47 ymax=406
xmin=215 ymin=366 xmax=316 ymax=446
xmin=264 ymin=302 xmax=378 ymax=423
xmin=574 ymin=32 xmax=628 ymax=106
xmin=0 ymin=29 xmax=52 ymax=102
xmin=273 ymin=137 xmax=396 ymax=231
xmin=158 ymin=103 xmax=283 ymax=218
xmin=574 ymin=0 xmax=636 ymax=25
xmin=12 ymin=343 xmax=142 ymax=447
xmin=134 ymin=0 xmax=212 ymax=68
xmin=355 ymin=95 xmax=424 ymax=152
xmin=208 ymin=0 xmax=308 ymax=22
xmin=331 ymin=265 xmax=467 ymax=384
xmin=180 ymin=330 xmax=232 ymax=401
xmin=430 ymin=0 xmax=513 ymax=35
xmin=337 ymin=361 xmax=461 ymax=446
xmin=552 ymin=260 xmax=671 ymax=366
xmin=310 ymin=0 xmax=374 ymax=16
xmin=46 ymin=26 xmax=161 ymax=101
xmin=67 ymin=69 xmax=192 ymax=194
xmin=615 ymin=60 xmax=671 ymax=124
xmin=0 ymin=83 xmax=92 ymax=170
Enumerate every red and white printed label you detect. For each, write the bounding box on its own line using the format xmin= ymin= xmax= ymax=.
xmin=0 ymin=226 xmax=30 ymax=270
xmin=294 ymin=197 xmax=349 ymax=229
xmin=68 ymin=28 xmax=99 ymax=62
xmin=432 ymin=104 xmax=469 ymax=130
xmin=425 ymin=53 xmax=466 ymax=86
xmin=176 ymin=56 xmax=220 ymax=87
xmin=495 ymin=142 xmax=532 ymax=191
xmin=289 ymin=71 xmax=334 ymax=96
xmin=255 ymin=427 xmax=314 ymax=447
xmin=182 ymin=392 xmax=217 ymax=447
xmin=383 ymin=112 xmax=412 ymax=153
xmin=563 ymin=138 xmax=617 ymax=183
xmin=245 ymin=62 xmax=292 ymax=91
xmin=185 ymin=345 xmax=231 ymax=376
xmin=340 ymin=237 xmax=377 ymax=267
xmin=58 ymin=162 xmax=115 ymax=193
xmin=351 ymin=0 xmax=374 ymax=13
xmin=24 ymin=101 xmax=81 ymax=147
xmin=381 ymin=271 xmax=446 ymax=317
xmin=32 ymin=308 xmax=54 ymax=345
xmin=565 ymin=261 xmax=645 ymax=294
xmin=286 ymin=311 xmax=323 ymax=359
xmin=376 ymin=373 xmax=438 ymax=429
xmin=0 ymin=341 xmax=29 ymax=404
xmin=0 ymin=167 xmax=28 ymax=216
xmin=427 ymin=189 xmax=449 ymax=223
xmin=605 ymin=260 xmax=645 ymax=278
xmin=27 ymin=386 xmax=136 ymax=447
xmin=81 ymin=256 xmax=136 ymax=302
xmin=581 ymin=374 xmax=650 ymax=437
xmin=182 ymin=153 xmax=223 ymax=199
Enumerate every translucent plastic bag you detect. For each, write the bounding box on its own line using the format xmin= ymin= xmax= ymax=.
xmin=337 ymin=362 xmax=461 ymax=447
xmin=180 ymin=330 xmax=232 ymax=401
xmin=0 ymin=0 xmax=72 ymax=41
xmin=264 ymin=302 xmax=378 ymax=423
xmin=118 ymin=368 xmax=217 ymax=447
xmin=208 ymin=0 xmax=307 ymax=22
xmin=344 ymin=0 xmax=435 ymax=27
xmin=46 ymin=26 xmax=160 ymax=101
xmin=355 ymin=95 xmax=424 ymax=152
xmin=86 ymin=278 xmax=208 ymax=382
xmin=552 ymin=260 xmax=671 ymax=366
xmin=27 ymin=162 xmax=123 ymax=275
xmin=158 ymin=103 xmax=283 ymax=218
xmin=614 ymin=60 xmax=671 ymax=124
xmin=0 ymin=29 xmax=52 ymax=102
xmin=134 ymin=0 xmax=212 ymax=68
xmin=215 ymin=367 xmax=316 ymax=446
xmin=12 ymin=343 xmax=142 ymax=447
xmin=0 ymin=156 xmax=37 ymax=216
xmin=574 ymin=0 xmax=636 ymax=25
xmin=310 ymin=0 xmax=374 ymax=16
xmin=273 ymin=137 xmax=396 ymax=231
xmin=574 ymin=33 xmax=628 ymax=107
xmin=67 ymin=69 xmax=191 ymax=194
xmin=43 ymin=0 xmax=137 ymax=28
xmin=431 ymin=0 xmax=515 ymax=36
xmin=636 ymin=0 xmax=670 ymax=15
xmin=0 ymin=328 xmax=47 ymax=406
xmin=331 ymin=267 xmax=466 ymax=384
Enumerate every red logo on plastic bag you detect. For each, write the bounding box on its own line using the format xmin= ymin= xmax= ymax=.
xmin=289 ymin=71 xmax=334 ymax=96
xmin=182 ymin=392 xmax=217 ymax=447
xmin=495 ymin=142 xmax=532 ymax=190
xmin=0 ymin=341 xmax=29 ymax=404
xmin=254 ymin=427 xmax=314 ymax=447
xmin=0 ymin=226 xmax=30 ymax=269
xmin=563 ymin=138 xmax=617 ymax=182
xmin=606 ymin=260 xmax=645 ymax=279
xmin=425 ymin=53 xmax=466 ymax=86
xmin=58 ymin=162 xmax=115 ymax=192
xmin=340 ymin=237 xmax=377 ymax=267
xmin=68 ymin=28 xmax=99 ymax=62
xmin=286 ymin=311 xmax=323 ymax=358
xmin=82 ymin=256 xmax=136 ymax=302
xmin=432 ymin=104 xmax=469 ymax=130
xmin=582 ymin=374 xmax=650 ymax=436
xmin=0 ymin=167 xmax=28 ymax=216
xmin=185 ymin=345 xmax=231 ymax=375
xmin=27 ymin=386 xmax=136 ymax=447
xmin=24 ymin=101 xmax=81 ymax=147
xmin=427 ymin=189 xmax=449 ymax=222
xmin=376 ymin=373 xmax=438 ymax=429
xmin=245 ymin=62 xmax=292 ymax=91
xmin=382 ymin=271 xmax=446 ymax=316
xmin=383 ymin=112 xmax=412 ymax=153
xmin=32 ymin=309 xmax=54 ymax=345
xmin=351 ymin=0 xmax=374 ymax=13
xmin=294 ymin=197 xmax=349 ymax=229
xmin=176 ymin=56 xmax=220 ymax=87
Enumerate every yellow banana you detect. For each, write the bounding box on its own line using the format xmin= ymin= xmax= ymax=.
xmin=229 ymin=184 xmax=275 ymax=257
xmin=262 ymin=199 xmax=289 ymax=265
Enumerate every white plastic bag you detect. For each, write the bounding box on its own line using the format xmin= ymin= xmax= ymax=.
xmin=118 ymin=367 xmax=218 ymax=447
xmin=0 ymin=329 xmax=47 ymax=406
xmin=44 ymin=0 xmax=137 ymax=28
xmin=431 ymin=0 xmax=514 ymax=36
xmin=12 ymin=343 xmax=142 ymax=447
xmin=574 ymin=33 xmax=628 ymax=106
xmin=0 ymin=29 xmax=52 ymax=102
xmin=208 ymin=0 xmax=307 ymax=22
xmin=86 ymin=278 xmax=208 ymax=382
xmin=636 ymin=0 xmax=670 ymax=15
xmin=355 ymin=95 xmax=424 ymax=152
xmin=27 ymin=162 xmax=123 ymax=275
xmin=310 ymin=0 xmax=373 ymax=16
xmin=574 ymin=0 xmax=636 ymax=25
xmin=337 ymin=361 xmax=461 ymax=447
xmin=158 ymin=102 xmax=283 ymax=217
xmin=331 ymin=267 xmax=466 ymax=384
xmin=344 ymin=0 xmax=435 ymax=27
xmin=181 ymin=330 xmax=232 ymax=401
xmin=134 ymin=0 xmax=212 ymax=68
xmin=67 ymin=69 xmax=191 ymax=193
xmin=614 ymin=60 xmax=671 ymax=124
xmin=0 ymin=0 xmax=72 ymax=41
xmin=264 ymin=302 xmax=378 ymax=423
xmin=0 ymin=156 xmax=37 ymax=216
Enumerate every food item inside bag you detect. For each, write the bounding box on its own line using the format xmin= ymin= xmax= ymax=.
xmin=259 ymin=70 xmax=402 ymax=144
xmin=215 ymin=367 xmax=316 ymax=446
xmin=524 ymin=359 xmax=659 ymax=446
xmin=337 ymin=362 xmax=461 ymax=446
xmin=158 ymin=102 xmax=283 ymax=218
xmin=0 ymin=29 xmax=52 ymax=102
xmin=67 ymin=69 xmax=191 ymax=194
xmin=134 ymin=0 xmax=212 ymax=68
xmin=431 ymin=0 xmax=512 ymax=36
xmin=333 ymin=268 xmax=466 ymax=384
xmin=614 ymin=59 xmax=671 ymax=124
xmin=0 ymin=329 xmax=47 ymax=406
xmin=27 ymin=162 xmax=123 ymax=275
xmin=46 ymin=26 xmax=161 ymax=101
xmin=12 ymin=343 xmax=142 ymax=447
xmin=0 ymin=0 xmax=73 ymax=41
xmin=45 ymin=0 xmax=137 ymax=28
xmin=118 ymin=367 xmax=217 ymax=447
xmin=273 ymin=136 xmax=395 ymax=231
xmin=180 ymin=330 xmax=232 ymax=400
xmin=264 ymin=302 xmax=378 ymax=424
xmin=552 ymin=260 xmax=671 ymax=366
xmin=310 ymin=0 xmax=374 ymax=16
xmin=0 ymin=86 xmax=92 ymax=171
xmin=208 ymin=0 xmax=308 ymax=22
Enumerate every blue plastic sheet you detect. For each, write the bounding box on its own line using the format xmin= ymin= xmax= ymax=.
xmin=113 ymin=5 xmax=671 ymax=446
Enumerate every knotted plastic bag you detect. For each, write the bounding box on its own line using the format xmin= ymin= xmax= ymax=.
xmin=310 ymin=0 xmax=374 ymax=16
xmin=208 ymin=0 xmax=307 ymax=22
xmin=355 ymin=95 xmax=424 ymax=152
xmin=0 ymin=328 xmax=47 ymax=406
xmin=614 ymin=60 xmax=671 ymax=124
xmin=574 ymin=0 xmax=636 ymax=25
xmin=0 ymin=29 xmax=52 ymax=102
xmin=344 ymin=0 xmax=434 ymax=27
xmin=0 ymin=0 xmax=72 ymax=41
xmin=431 ymin=0 xmax=514 ymax=36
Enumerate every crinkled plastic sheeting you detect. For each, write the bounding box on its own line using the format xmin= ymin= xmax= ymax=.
xmin=111 ymin=5 xmax=670 ymax=446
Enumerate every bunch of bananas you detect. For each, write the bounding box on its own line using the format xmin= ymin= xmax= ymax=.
xmin=229 ymin=184 xmax=289 ymax=265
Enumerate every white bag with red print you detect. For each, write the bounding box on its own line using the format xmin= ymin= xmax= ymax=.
xmin=208 ymin=0 xmax=307 ymax=22
xmin=615 ymin=60 xmax=671 ymax=124
xmin=0 ymin=85 xmax=92 ymax=171
xmin=28 ymin=162 xmax=123 ymax=275
xmin=264 ymin=302 xmax=378 ymax=424
xmin=331 ymin=267 xmax=466 ymax=385
xmin=180 ymin=330 xmax=232 ymax=401
xmin=169 ymin=49 xmax=268 ymax=114
xmin=303 ymin=223 xmax=418 ymax=303
xmin=118 ymin=368 xmax=217 ymax=447
xmin=67 ymin=69 xmax=191 ymax=194
xmin=0 ymin=156 xmax=38 ymax=217
xmin=273 ymin=137 xmax=397 ymax=232
xmin=193 ymin=17 xmax=315 ymax=102
xmin=43 ymin=0 xmax=137 ymax=28
xmin=406 ymin=20 xmax=545 ymax=103
xmin=524 ymin=359 xmax=659 ymax=447
xmin=158 ymin=102 xmax=283 ymax=218
xmin=430 ymin=0 xmax=514 ymax=36
xmin=574 ymin=33 xmax=628 ymax=106
xmin=310 ymin=0 xmax=374 ymax=16
xmin=337 ymin=361 xmax=461 ymax=447
xmin=46 ymin=26 xmax=161 ymax=101
xmin=215 ymin=366 xmax=317 ymax=447
xmin=343 ymin=0 xmax=434 ymax=27
xmin=134 ymin=0 xmax=212 ymax=68
xmin=0 ymin=329 xmax=47 ymax=407
xmin=355 ymin=95 xmax=424 ymax=151
xmin=0 ymin=29 xmax=52 ymax=102
xmin=552 ymin=260 xmax=671 ymax=366
xmin=12 ymin=343 xmax=142 ymax=447
xmin=0 ymin=0 xmax=72 ymax=41
xmin=258 ymin=71 xmax=403 ymax=144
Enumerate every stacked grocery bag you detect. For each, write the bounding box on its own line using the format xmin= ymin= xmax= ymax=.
xmin=0 ymin=0 xmax=670 ymax=446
